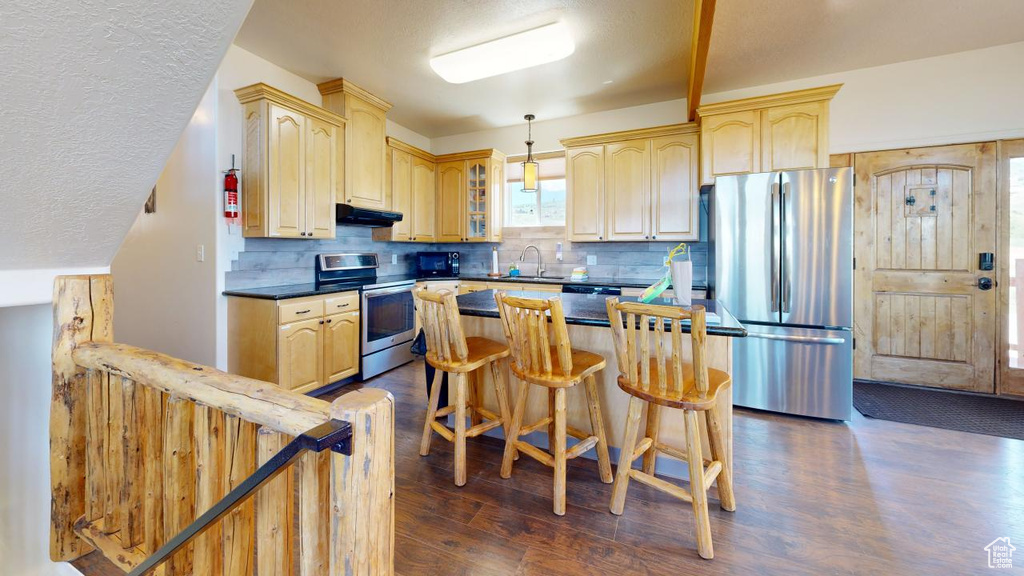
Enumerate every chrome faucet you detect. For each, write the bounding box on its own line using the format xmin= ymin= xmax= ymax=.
xmin=520 ymin=245 xmax=545 ymax=277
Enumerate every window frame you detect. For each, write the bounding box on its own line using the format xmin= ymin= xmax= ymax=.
xmin=504 ymin=152 xmax=567 ymax=228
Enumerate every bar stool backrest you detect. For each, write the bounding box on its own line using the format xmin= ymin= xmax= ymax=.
xmin=414 ymin=288 xmax=469 ymax=367
xmin=606 ymin=298 xmax=709 ymax=398
xmin=494 ymin=292 xmax=573 ymax=379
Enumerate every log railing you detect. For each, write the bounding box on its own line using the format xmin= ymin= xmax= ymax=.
xmin=50 ymin=275 xmax=395 ymax=575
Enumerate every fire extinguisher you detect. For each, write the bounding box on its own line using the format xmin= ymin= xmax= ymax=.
xmin=224 ymin=154 xmax=239 ymax=223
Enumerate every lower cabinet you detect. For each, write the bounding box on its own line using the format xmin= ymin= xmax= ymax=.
xmin=228 ymin=291 xmax=361 ymax=393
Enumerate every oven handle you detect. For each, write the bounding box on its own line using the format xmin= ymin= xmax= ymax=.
xmin=362 ymin=284 xmax=415 ymax=298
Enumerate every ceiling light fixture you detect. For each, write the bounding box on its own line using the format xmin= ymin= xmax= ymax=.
xmin=522 ymin=114 xmax=539 ymax=193
xmin=429 ymin=22 xmax=575 ymax=84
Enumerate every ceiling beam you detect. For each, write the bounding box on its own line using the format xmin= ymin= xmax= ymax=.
xmin=687 ymin=0 xmax=717 ymax=121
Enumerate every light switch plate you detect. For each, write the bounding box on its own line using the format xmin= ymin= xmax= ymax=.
xmin=195 ymin=244 xmax=205 ymax=262
xmin=587 ymin=255 xmax=597 ymax=266
xmin=391 ymin=254 xmax=398 ymax=265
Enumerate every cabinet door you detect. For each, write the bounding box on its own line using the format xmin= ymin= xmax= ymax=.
xmin=700 ymin=110 xmax=760 ymax=185
xmin=606 ymin=140 xmax=651 ymax=241
xmin=268 ymin=104 xmax=306 ymax=237
xmin=241 ymin=103 xmax=267 ymax=237
xmin=437 ymin=160 xmax=465 ymax=242
xmin=345 ymin=95 xmax=388 ymax=209
xmin=278 ymin=317 xmax=323 ymax=391
xmin=411 ymin=156 xmax=436 ymax=241
xmin=761 ymin=102 xmax=828 ymax=172
xmin=306 ymin=118 xmax=337 ymax=239
xmin=651 ymin=133 xmax=700 ymax=241
xmin=324 ymin=311 xmax=360 ymax=383
xmin=466 ymin=161 xmax=488 ymax=241
xmin=489 ymin=158 xmax=503 ymax=242
xmin=566 ymin=146 xmax=605 ymax=241
xmin=389 ymin=148 xmax=412 ymax=241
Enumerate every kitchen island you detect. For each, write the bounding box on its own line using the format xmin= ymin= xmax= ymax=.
xmin=453 ymin=290 xmax=746 ymax=479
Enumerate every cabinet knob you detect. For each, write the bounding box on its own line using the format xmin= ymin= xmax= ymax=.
xmin=652 ymin=235 xmax=657 ymax=239
xmin=300 ymin=232 xmax=306 ymax=236
xmin=598 ymin=236 xmax=603 ymax=240
xmin=318 ymin=320 xmax=324 ymax=325
xmin=326 ymin=318 xmax=332 ymax=323
xmin=645 ymin=235 xmax=649 ymax=239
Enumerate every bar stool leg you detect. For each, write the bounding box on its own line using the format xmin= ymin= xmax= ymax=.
xmin=684 ymin=409 xmax=713 ymax=559
xmin=501 ymin=378 xmax=529 ymax=479
xmin=490 ymin=359 xmax=516 ymax=459
xmin=552 ymin=387 xmax=568 ymax=516
xmin=468 ymin=369 xmax=482 ymax=427
xmin=454 ymin=372 xmax=468 ymax=486
xmin=420 ymin=368 xmax=444 ymax=456
xmin=547 ymin=388 xmax=557 ymax=453
xmin=643 ymin=404 xmax=662 ymax=475
xmin=583 ymin=374 xmax=613 ymax=483
xmin=610 ymin=395 xmax=645 ymax=515
xmin=706 ymin=405 xmax=736 ymax=512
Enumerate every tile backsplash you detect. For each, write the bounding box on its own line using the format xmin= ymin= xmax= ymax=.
xmin=226 ymin=226 xmax=708 ymax=290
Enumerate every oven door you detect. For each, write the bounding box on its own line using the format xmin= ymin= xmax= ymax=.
xmin=361 ymin=284 xmax=417 ymax=354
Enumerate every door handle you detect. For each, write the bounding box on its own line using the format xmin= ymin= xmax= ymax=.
xmin=976 ymin=277 xmax=994 ymax=291
xmin=770 ymin=183 xmax=780 ymax=313
xmin=746 ymin=331 xmax=846 ymax=345
xmin=781 ymin=181 xmax=791 ymax=314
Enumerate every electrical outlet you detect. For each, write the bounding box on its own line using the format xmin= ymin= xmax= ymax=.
xmin=556 ymin=242 xmax=563 ymax=262
xmin=391 ymin=254 xmax=398 ymax=265
xmin=587 ymin=255 xmax=597 ymax=266
xmin=195 ymin=244 xmax=205 ymax=262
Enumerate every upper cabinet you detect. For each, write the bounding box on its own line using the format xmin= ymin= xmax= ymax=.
xmin=563 ymin=124 xmax=700 ymax=242
xmin=697 ymin=84 xmax=841 ymax=185
xmin=374 ymin=138 xmax=437 ymax=242
xmin=235 ymin=83 xmax=345 ymax=239
xmin=318 ymin=78 xmax=392 ymax=209
xmin=435 ymin=149 xmax=505 ymax=243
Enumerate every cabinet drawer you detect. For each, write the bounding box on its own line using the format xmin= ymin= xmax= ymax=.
xmin=279 ymin=299 xmax=324 ymax=324
xmin=324 ymin=292 xmax=360 ymax=314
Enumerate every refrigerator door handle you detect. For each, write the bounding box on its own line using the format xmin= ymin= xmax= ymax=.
xmin=781 ymin=181 xmax=792 ymax=313
xmin=770 ymin=182 xmax=780 ymax=313
xmin=745 ymin=331 xmax=846 ymax=345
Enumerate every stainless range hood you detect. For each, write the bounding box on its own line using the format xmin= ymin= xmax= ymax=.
xmin=335 ymin=204 xmax=403 ymax=227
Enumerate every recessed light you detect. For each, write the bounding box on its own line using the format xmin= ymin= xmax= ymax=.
xmin=430 ymin=22 xmax=575 ymax=84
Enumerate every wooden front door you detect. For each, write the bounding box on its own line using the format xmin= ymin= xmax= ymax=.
xmin=854 ymin=143 xmax=997 ymax=392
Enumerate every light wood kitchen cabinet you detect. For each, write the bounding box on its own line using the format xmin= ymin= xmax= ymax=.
xmin=318 ymin=78 xmax=392 ymax=209
xmin=435 ymin=149 xmax=506 ymax=243
xmin=437 ymin=160 xmax=466 ymax=242
xmin=563 ymin=124 xmax=700 ymax=242
xmin=375 ymin=138 xmax=438 ymax=243
xmin=324 ymin=310 xmax=360 ymax=383
xmin=605 ymin=140 xmax=651 ymax=241
xmin=566 ymin=146 xmax=606 ymax=241
xmin=235 ymin=83 xmax=344 ymax=239
xmin=278 ymin=317 xmax=324 ymax=391
xmin=697 ymin=84 xmax=840 ymax=185
xmin=228 ymin=291 xmax=361 ymax=394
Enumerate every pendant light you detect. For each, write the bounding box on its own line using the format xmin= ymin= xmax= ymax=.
xmin=522 ymin=114 xmax=539 ymax=192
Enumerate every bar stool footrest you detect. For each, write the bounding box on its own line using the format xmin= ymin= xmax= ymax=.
xmin=565 ymin=436 xmax=599 ymax=460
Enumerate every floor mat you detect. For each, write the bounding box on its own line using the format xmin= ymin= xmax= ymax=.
xmin=853 ymin=381 xmax=1024 ymax=440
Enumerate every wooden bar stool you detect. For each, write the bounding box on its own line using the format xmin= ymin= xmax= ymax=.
xmin=494 ymin=292 xmax=613 ymax=515
xmin=414 ymin=288 xmax=513 ymax=486
xmin=605 ymin=298 xmax=735 ymax=560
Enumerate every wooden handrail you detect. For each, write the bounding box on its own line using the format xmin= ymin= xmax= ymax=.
xmin=73 ymin=341 xmax=331 ymax=437
xmin=50 ymin=274 xmax=395 ymax=575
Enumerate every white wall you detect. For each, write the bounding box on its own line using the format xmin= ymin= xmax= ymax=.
xmin=0 ymin=305 xmax=81 ymax=576
xmin=111 ymin=85 xmax=219 ymax=366
xmin=432 ymin=41 xmax=1024 ymax=157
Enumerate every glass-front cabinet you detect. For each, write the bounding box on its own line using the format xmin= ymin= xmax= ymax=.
xmin=435 ymin=149 xmax=504 ymax=242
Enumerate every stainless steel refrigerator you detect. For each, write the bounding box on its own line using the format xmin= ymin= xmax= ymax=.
xmin=713 ymin=168 xmax=853 ymax=420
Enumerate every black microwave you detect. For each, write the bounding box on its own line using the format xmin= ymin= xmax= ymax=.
xmin=416 ymin=251 xmax=460 ymax=277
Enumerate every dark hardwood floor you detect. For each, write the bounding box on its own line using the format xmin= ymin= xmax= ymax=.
xmin=75 ymin=360 xmax=1024 ymax=575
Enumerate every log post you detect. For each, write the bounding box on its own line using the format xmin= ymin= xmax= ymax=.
xmin=329 ymin=388 xmax=395 ymax=576
xmin=51 ymin=274 xmax=112 ymax=561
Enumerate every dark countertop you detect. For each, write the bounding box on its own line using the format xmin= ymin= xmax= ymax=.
xmin=224 ymin=273 xmax=708 ymax=300
xmin=456 ymin=290 xmax=746 ymax=337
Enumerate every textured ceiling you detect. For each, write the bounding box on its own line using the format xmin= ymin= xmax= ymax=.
xmin=233 ymin=0 xmax=691 ymax=137
xmin=704 ymin=0 xmax=1024 ymax=93
xmin=0 ymin=0 xmax=254 ymax=271
xmin=236 ymin=0 xmax=1024 ymax=138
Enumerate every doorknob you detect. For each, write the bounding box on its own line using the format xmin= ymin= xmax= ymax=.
xmin=977 ymin=277 xmax=994 ymax=291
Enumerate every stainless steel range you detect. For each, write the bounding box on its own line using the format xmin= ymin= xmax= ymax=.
xmin=315 ymin=253 xmax=416 ymax=379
